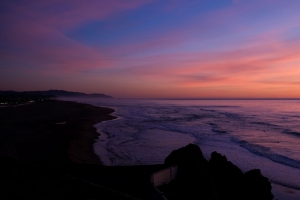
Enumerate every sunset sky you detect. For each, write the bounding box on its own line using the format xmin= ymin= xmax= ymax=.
xmin=1 ymin=0 xmax=300 ymax=98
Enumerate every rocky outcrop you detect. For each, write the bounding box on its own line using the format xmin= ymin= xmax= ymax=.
xmin=242 ymin=169 xmax=273 ymax=200
xmin=161 ymin=144 xmax=274 ymax=200
xmin=163 ymin=144 xmax=212 ymax=199
xmin=164 ymin=143 xmax=207 ymax=166
xmin=208 ymin=151 xmax=243 ymax=199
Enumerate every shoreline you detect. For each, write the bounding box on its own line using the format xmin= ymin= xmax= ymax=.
xmin=66 ymin=101 xmax=117 ymax=165
xmin=0 ymin=98 xmax=290 ymax=199
xmin=0 ymin=99 xmax=160 ymax=199
xmin=0 ymin=99 xmax=116 ymax=165
xmin=72 ymin=98 xmax=300 ymax=199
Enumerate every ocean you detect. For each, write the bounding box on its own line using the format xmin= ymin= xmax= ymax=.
xmin=60 ymin=97 xmax=300 ymax=200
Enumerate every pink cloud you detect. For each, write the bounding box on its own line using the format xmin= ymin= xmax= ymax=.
xmin=111 ymin=35 xmax=300 ymax=94
xmin=0 ymin=0 xmax=153 ymax=74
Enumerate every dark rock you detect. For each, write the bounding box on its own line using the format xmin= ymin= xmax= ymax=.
xmin=163 ymin=144 xmax=212 ymax=199
xmin=209 ymin=151 xmax=243 ymax=200
xmin=161 ymin=144 xmax=274 ymax=200
xmin=164 ymin=143 xmax=207 ymax=166
xmin=242 ymin=169 xmax=274 ymax=200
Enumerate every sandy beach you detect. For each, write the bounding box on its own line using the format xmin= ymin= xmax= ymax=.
xmin=0 ymin=100 xmax=168 ymax=199
xmin=0 ymin=99 xmax=116 ymax=165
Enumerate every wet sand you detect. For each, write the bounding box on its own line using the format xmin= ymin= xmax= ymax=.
xmin=0 ymin=100 xmax=166 ymax=199
xmin=0 ymin=99 xmax=116 ymax=165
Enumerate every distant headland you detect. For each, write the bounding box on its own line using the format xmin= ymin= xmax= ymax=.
xmin=0 ymin=90 xmax=112 ymax=106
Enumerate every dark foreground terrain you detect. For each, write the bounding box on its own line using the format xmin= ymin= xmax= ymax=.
xmin=0 ymin=100 xmax=273 ymax=199
xmin=0 ymin=100 xmax=165 ymax=199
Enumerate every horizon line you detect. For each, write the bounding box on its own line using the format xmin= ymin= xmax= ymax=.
xmin=120 ymin=98 xmax=300 ymax=100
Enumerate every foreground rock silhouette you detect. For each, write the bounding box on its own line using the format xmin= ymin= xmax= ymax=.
xmin=162 ymin=143 xmax=274 ymax=200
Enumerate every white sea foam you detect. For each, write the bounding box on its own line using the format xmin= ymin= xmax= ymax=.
xmin=59 ymin=97 xmax=300 ymax=199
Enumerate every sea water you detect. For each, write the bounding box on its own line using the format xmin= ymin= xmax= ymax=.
xmin=59 ymin=97 xmax=300 ymax=200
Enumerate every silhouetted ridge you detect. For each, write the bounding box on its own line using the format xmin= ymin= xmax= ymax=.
xmin=39 ymin=90 xmax=112 ymax=98
xmin=0 ymin=90 xmax=112 ymax=98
